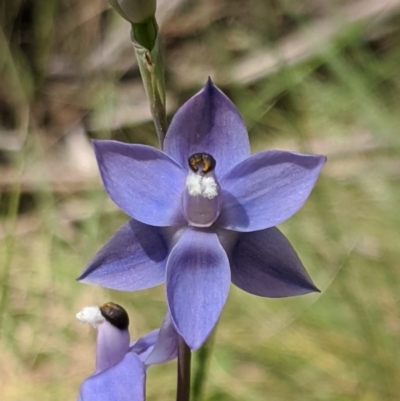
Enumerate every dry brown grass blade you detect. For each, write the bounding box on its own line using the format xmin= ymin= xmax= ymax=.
xmin=230 ymin=0 xmax=400 ymax=84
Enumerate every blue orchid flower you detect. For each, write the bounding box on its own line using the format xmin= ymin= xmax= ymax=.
xmin=77 ymin=303 xmax=178 ymax=401
xmin=78 ymin=80 xmax=326 ymax=350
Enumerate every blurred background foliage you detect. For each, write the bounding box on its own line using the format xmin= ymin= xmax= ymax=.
xmin=1 ymin=0 xmax=400 ymax=400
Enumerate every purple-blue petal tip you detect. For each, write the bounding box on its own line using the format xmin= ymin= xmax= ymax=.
xmin=205 ymin=76 xmax=214 ymax=90
xmin=230 ymin=227 xmax=320 ymax=298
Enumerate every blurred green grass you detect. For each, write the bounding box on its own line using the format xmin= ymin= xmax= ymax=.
xmin=1 ymin=0 xmax=400 ymax=400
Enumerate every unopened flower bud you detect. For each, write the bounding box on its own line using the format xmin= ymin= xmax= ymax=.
xmin=109 ymin=0 xmax=156 ymax=24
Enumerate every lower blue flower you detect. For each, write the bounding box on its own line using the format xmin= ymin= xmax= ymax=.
xmin=76 ymin=303 xmax=178 ymax=401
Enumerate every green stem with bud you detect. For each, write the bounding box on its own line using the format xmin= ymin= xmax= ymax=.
xmin=131 ymin=16 xmax=168 ymax=146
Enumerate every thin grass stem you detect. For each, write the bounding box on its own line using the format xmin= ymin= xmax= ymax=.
xmin=191 ymin=330 xmax=216 ymax=401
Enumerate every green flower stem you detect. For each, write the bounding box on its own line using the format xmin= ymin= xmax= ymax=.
xmin=131 ymin=17 xmax=168 ymax=146
xmin=177 ymin=336 xmax=192 ymax=401
xmin=191 ymin=330 xmax=216 ymax=401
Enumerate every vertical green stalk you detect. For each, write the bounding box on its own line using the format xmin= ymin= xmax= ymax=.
xmin=176 ymin=336 xmax=192 ymax=401
xmin=131 ymin=17 xmax=168 ymax=146
xmin=191 ymin=331 xmax=216 ymax=401
xmin=0 ymin=160 xmax=23 ymax=335
xmin=0 ymin=33 xmax=29 ymax=337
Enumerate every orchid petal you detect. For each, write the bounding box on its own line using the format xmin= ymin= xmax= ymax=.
xmin=163 ymin=79 xmax=251 ymax=178
xmin=78 ymin=220 xmax=167 ymax=291
xmin=130 ymin=315 xmax=178 ymax=365
xmin=78 ymin=353 xmax=145 ymax=401
xmin=166 ymin=228 xmax=230 ymax=350
xmin=230 ymin=227 xmax=319 ymax=297
xmin=130 ymin=329 xmax=159 ymax=362
xmin=218 ymin=151 xmax=326 ymax=231
xmin=96 ymin=321 xmax=130 ymax=373
xmin=94 ymin=141 xmax=186 ymax=226
xmin=145 ymin=314 xmax=179 ymax=365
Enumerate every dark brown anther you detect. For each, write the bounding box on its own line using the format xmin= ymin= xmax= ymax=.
xmin=188 ymin=153 xmax=216 ymax=173
xmin=100 ymin=302 xmax=129 ymax=330
xmin=188 ymin=153 xmax=202 ymax=172
xmin=201 ymin=154 xmax=214 ymax=173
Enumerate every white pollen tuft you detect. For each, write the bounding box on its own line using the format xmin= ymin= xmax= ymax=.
xmin=76 ymin=306 xmax=105 ymax=327
xmin=201 ymin=176 xmax=218 ymax=199
xmin=186 ymin=175 xmax=203 ymax=196
xmin=186 ymin=174 xmax=218 ymax=199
